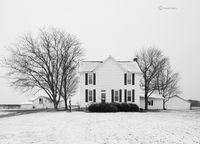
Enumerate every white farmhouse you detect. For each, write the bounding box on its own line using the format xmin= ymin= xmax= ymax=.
xmin=79 ymin=56 xmax=142 ymax=108
xmin=166 ymin=95 xmax=191 ymax=110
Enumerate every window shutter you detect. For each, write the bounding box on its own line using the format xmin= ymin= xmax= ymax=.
xmin=85 ymin=89 xmax=88 ymax=102
xmin=93 ymin=89 xmax=96 ymax=102
xmin=132 ymin=73 xmax=135 ymax=85
xmin=85 ymin=73 xmax=88 ymax=85
xmin=132 ymin=89 xmax=135 ymax=102
xmin=152 ymin=100 xmax=153 ymax=106
xmin=93 ymin=73 xmax=96 ymax=85
xmin=124 ymin=89 xmax=127 ymax=102
xmin=124 ymin=73 xmax=127 ymax=85
xmin=111 ymin=89 xmax=114 ymax=102
xmin=119 ymin=89 xmax=122 ymax=102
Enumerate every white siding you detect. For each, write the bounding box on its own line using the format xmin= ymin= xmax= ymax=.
xmin=79 ymin=58 xmax=141 ymax=107
xmin=140 ymin=97 xmax=163 ymax=109
xmin=32 ymin=97 xmax=54 ymax=109
xmin=166 ymin=97 xmax=191 ymax=110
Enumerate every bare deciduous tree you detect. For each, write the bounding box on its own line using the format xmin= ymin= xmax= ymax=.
xmin=3 ymin=28 xmax=83 ymax=110
xmin=62 ymin=68 xmax=79 ymax=111
xmin=135 ymin=47 xmax=168 ymax=110
xmin=155 ymin=65 xmax=181 ymax=109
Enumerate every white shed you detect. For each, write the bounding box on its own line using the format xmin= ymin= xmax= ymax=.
xmin=29 ymin=96 xmax=54 ymax=109
xmin=166 ymin=95 xmax=191 ymax=110
xmin=29 ymin=96 xmax=66 ymax=109
xmin=140 ymin=92 xmax=164 ymax=110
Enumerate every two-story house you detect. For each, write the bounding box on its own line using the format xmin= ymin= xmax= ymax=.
xmin=79 ymin=56 xmax=142 ymax=108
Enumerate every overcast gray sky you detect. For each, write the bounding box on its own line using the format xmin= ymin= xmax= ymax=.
xmin=0 ymin=0 xmax=200 ymax=104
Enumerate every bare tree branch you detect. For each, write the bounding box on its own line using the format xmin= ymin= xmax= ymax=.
xmin=3 ymin=27 xmax=84 ymax=110
xmin=135 ymin=47 xmax=168 ymax=110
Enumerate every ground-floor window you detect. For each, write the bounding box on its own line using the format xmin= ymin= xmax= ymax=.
xmin=127 ymin=90 xmax=132 ymax=101
xmin=101 ymin=90 xmax=106 ymax=103
xmin=88 ymin=90 xmax=93 ymax=101
xmin=124 ymin=89 xmax=135 ymax=102
xmin=85 ymin=89 xmax=96 ymax=102
xmin=111 ymin=89 xmax=122 ymax=102
xmin=114 ymin=90 xmax=119 ymax=102
xmin=148 ymin=100 xmax=153 ymax=106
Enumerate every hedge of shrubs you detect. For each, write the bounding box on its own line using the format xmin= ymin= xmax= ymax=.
xmin=87 ymin=103 xmax=139 ymax=112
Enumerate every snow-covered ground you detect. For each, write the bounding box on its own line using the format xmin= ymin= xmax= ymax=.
xmin=0 ymin=111 xmax=14 ymax=116
xmin=0 ymin=110 xmax=200 ymax=144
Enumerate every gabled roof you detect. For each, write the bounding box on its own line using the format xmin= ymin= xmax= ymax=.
xmin=169 ymin=95 xmax=191 ymax=103
xmin=93 ymin=56 xmax=127 ymax=72
xmin=29 ymin=96 xmax=51 ymax=101
xmin=79 ymin=56 xmax=141 ymax=73
xmin=29 ymin=95 xmax=64 ymax=102
xmin=140 ymin=92 xmax=164 ymax=99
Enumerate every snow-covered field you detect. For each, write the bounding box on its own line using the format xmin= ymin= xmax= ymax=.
xmin=0 ymin=110 xmax=200 ymax=144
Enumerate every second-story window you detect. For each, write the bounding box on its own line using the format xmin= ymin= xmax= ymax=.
xmin=88 ymin=73 xmax=93 ymax=84
xmin=124 ymin=73 xmax=135 ymax=85
xmin=85 ymin=73 xmax=96 ymax=85
xmin=127 ymin=73 xmax=132 ymax=84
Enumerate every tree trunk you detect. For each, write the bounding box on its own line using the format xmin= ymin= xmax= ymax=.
xmin=145 ymin=91 xmax=148 ymax=110
xmin=69 ymin=98 xmax=71 ymax=112
xmin=163 ymin=99 xmax=166 ymax=110
xmin=53 ymin=101 xmax=58 ymax=110
xmin=64 ymin=97 xmax=68 ymax=110
xmin=64 ymin=76 xmax=68 ymax=111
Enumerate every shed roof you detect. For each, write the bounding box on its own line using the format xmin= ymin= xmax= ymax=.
xmin=29 ymin=96 xmax=51 ymax=101
xmin=29 ymin=96 xmax=64 ymax=102
xmin=140 ymin=92 xmax=164 ymax=99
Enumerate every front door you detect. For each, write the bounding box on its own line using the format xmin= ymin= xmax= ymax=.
xmin=101 ymin=90 xmax=106 ymax=103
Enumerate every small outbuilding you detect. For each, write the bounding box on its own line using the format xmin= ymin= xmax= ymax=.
xmin=28 ymin=96 xmax=65 ymax=109
xmin=166 ymin=95 xmax=191 ymax=110
xmin=140 ymin=92 xmax=164 ymax=110
xmin=29 ymin=96 xmax=54 ymax=109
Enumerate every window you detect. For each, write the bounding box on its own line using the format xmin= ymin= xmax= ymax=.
xmin=88 ymin=74 xmax=93 ymax=84
xmin=114 ymin=90 xmax=119 ymax=102
xmin=112 ymin=89 xmax=121 ymax=103
xmin=101 ymin=90 xmax=106 ymax=103
xmin=127 ymin=73 xmax=132 ymax=84
xmin=89 ymin=90 xmax=93 ymax=101
xmin=127 ymin=90 xmax=132 ymax=101
xmin=39 ymin=98 xmax=43 ymax=104
xmin=148 ymin=100 xmax=153 ymax=106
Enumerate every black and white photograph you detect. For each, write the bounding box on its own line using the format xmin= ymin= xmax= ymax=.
xmin=0 ymin=0 xmax=200 ymax=143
